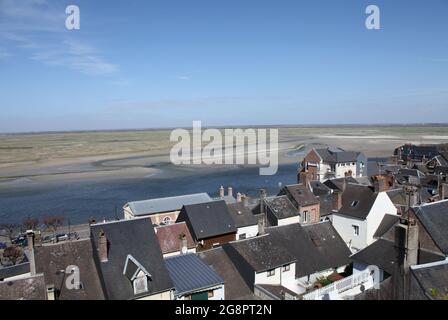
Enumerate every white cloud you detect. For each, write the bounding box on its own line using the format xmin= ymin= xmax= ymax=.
xmin=0 ymin=0 xmax=119 ymax=76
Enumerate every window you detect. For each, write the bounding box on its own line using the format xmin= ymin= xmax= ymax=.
xmin=133 ymin=274 xmax=148 ymax=295
xmin=212 ymin=243 xmax=220 ymax=248
xmin=267 ymin=269 xmax=275 ymax=277
xmin=351 ymin=200 xmax=359 ymax=207
xmin=239 ymin=233 xmax=246 ymax=240
xmin=282 ymin=264 xmax=290 ymax=272
xmin=208 ymin=290 xmax=214 ymax=298
xmin=302 ymin=211 xmax=310 ymax=223
xmin=162 ymin=216 xmax=172 ymax=225
xmin=353 ymin=225 xmax=360 ymax=236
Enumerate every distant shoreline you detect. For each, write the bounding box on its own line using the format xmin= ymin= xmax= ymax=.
xmin=1 ymin=123 xmax=448 ymax=136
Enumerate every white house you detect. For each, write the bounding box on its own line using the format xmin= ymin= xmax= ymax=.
xmin=299 ymin=147 xmax=367 ymax=183
xmin=227 ymin=202 xmax=259 ymax=240
xmin=331 ymin=182 xmax=397 ymax=253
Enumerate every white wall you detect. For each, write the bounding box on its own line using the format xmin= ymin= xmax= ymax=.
xmin=332 ymin=214 xmax=367 ymax=253
xmin=332 ymin=192 xmax=397 ymax=253
xmin=237 ymin=225 xmax=259 ymax=240
xmin=163 ymin=248 xmax=196 ymax=258
xmin=334 ymin=163 xmax=357 ymax=179
xmin=365 ymin=192 xmax=397 ymax=245
xmin=277 ymin=216 xmax=301 ymax=227
xmin=254 ymin=263 xmax=296 ymax=292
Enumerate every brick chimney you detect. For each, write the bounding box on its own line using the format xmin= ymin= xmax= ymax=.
xmin=372 ymin=175 xmax=388 ymax=193
xmin=258 ymin=189 xmax=267 ymax=235
xmin=98 ymin=230 xmax=108 ymax=262
xmin=26 ymin=230 xmax=36 ymax=276
xmin=299 ymin=171 xmax=309 ymax=185
xmin=228 ymin=186 xmax=233 ymax=197
xmin=219 ymin=186 xmax=225 ymax=198
xmin=393 ymin=216 xmax=418 ymax=300
xmin=179 ymin=233 xmax=188 ymax=254
xmin=236 ymin=192 xmax=242 ymax=203
xmin=332 ymin=191 xmax=343 ymax=212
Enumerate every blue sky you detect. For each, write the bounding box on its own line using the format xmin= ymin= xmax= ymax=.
xmin=0 ymin=0 xmax=447 ymax=132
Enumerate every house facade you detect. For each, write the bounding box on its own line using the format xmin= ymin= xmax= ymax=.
xmin=331 ymin=183 xmax=397 ymax=252
xmin=299 ymin=147 xmax=367 ymax=183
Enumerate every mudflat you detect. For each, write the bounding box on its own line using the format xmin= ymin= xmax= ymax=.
xmin=1 ymin=125 xmax=447 ymax=185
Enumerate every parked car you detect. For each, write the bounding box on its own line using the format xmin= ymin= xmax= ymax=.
xmin=0 ymin=242 xmax=7 ymax=249
xmin=11 ymin=235 xmax=27 ymax=246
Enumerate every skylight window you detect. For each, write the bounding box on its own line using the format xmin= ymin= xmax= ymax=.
xmin=351 ymin=200 xmax=359 ymax=207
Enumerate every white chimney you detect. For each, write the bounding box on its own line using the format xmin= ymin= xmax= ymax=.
xmin=219 ymin=186 xmax=225 ymax=198
xmin=236 ymin=192 xmax=242 ymax=203
xmin=228 ymin=186 xmax=233 ymax=197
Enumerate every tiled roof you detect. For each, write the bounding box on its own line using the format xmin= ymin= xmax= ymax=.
xmin=155 ymin=222 xmax=196 ymax=255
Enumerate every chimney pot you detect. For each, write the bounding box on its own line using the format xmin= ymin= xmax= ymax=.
xmin=219 ymin=186 xmax=225 ymax=198
xmin=228 ymin=186 xmax=233 ymax=197
xmin=236 ymin=192 xmax=242 ymax=203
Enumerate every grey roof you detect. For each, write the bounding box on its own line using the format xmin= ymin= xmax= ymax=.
xmin=177 ymin=200 xmax=237 ymax=240
xmin=309 ymin=181 xmax=332 ymax=196
xmin=227 ymin=202 xmax=259 ymax=228
xmin=323 ymin=176 xmax=358 ymax=191
xmin=126 ymin=193 xmax=212 ymax=216
xmin=373 ymin=214 xmax=400 ymax=238
xmin=0 ymin=262 xmax=30 ymax=280
xmin=0 ymin=274 xmax=46 ymax=300
xmin=90 ymin=218 xmax=174 ymax=300
xmin=280 ymin=184 xmax=320 ymax=207
xmin=198 ymin=247 xmax=256 ymax=300
xmin=264 ymin=195 xmax=299 ymax=220
xmin=335 ymin=183 xmax=379 ymax=220
xmin=268 ymin=222 xmax=352 ymax=277
xmin=225 ymin=222 xmax=351 ymax=277
xmin=351 ymin=238 xmax=445 ymax=275
xmin=165 ymin=253 xmax=224 ymax=296
xmin=411 ymin=260 xmax=448 ymax=300
xmin=413 ymin=200 xmax=448 ymax=255
xmin=224 ymin=234 xmax=297 ymax=272
xmin=315 ymin=147 xmax=361 ymax=164
xmin=34 ymin=239 xmax=105 ymax=300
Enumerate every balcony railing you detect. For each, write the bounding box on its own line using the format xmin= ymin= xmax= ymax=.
xmin=302 ymin=270 xmax=372 ymax=300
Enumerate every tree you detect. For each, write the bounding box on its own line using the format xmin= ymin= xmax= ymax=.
xmin=23 ymin=216 xmax=39 ymax=231
xmin=0 ymin=223 xmax=21 ymax=243
xmin=2 ymin=246 xmax=24 ymax=266
xmin=43 ymin=215 xmax=64 ymax=241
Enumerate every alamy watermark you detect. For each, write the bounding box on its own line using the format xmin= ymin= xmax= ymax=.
xmin=170 ymin=121 xmax=279 ymax=175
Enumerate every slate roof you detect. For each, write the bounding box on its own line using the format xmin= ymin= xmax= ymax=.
xmin=410 ymin=260 xmax=448 ymax=300
xmin=309 ymin=181 xmax=332 ymax=196
xmin=351 ymin=238 xmax=445 ymax=275
xmin=264 ymin=195 xmax=299 ymax=220
xmin=315 ymin=147 xmax=360 ymax=163
xmin=268 ymin=222 xmax=351 ymax=277
xmin=0 ymin=262 xmax=30 ymax=280
xmin=373 ymin=214 xmax=400 ymax=238
xmin=125 ymin=193 xmax=212 ymax=216
xmin=90 ymin=218 xmax=174 ymax=300
xmin=281 ymin=184 xmax=320 ymax=207
xmin=323 ymin=177 xmax=358 ymax=192
xmin=225 ymin=222 xmax=351 ymax=278
xmin=413 ymin=200 xmax=448 ymax=255
xmin=0 ymin=274 xmax=46 ymax=300
xmin=224 ymin=234 xmax=297 ymax=272
xmin=165 ymin=253 xmax=224 ymax=297
xmin=155 ymin=222 xmax=196 ymax=255
xmin=198 ymin=247 xmax=256 ymax=300
xmin=34 ymin=239 xmax=105 ymax=300
xmin=176 ymin=200 xmax=237 ymax=240
xmin=227 ymin=202 xmax=259 ymax=228
xmin=335 ymin=183 xmax=379 ymax=220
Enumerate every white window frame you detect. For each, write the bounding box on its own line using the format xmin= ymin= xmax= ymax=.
xmin=267 ymin=269 xmax=275 ymax=277
xmin=353 ymin=225 xmax=360 ymax=236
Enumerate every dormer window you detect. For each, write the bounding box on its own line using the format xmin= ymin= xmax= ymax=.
xmin=123 ymin=254 xmax=152 ymax=296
